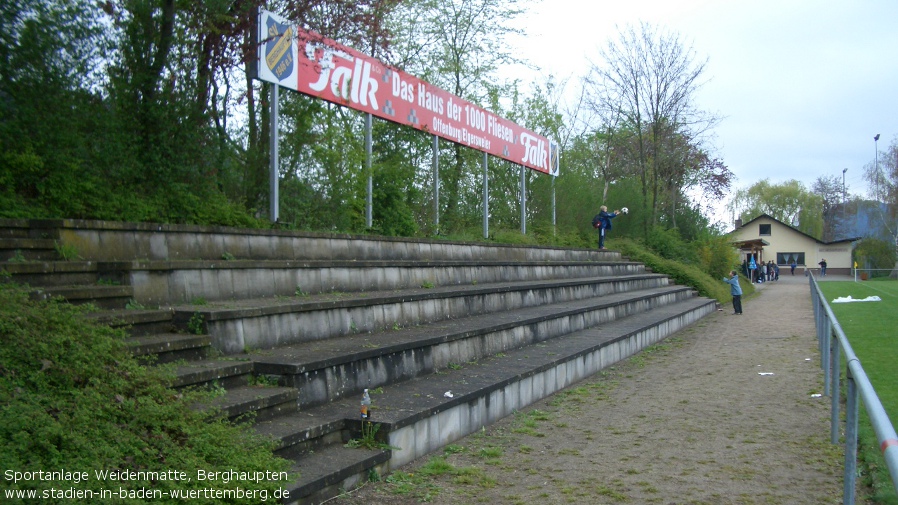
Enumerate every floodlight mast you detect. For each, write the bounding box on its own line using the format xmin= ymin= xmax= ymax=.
xmin=875 ymin=134 xmax=880 ymax=200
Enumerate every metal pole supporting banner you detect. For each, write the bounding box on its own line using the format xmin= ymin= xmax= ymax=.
xmin=552 ymin=176 xmax=556 ymax=235
xmin=520 ymin=164 xmax=526 ymax=235
xmin=482 ymin=152 xmax=489 ymax=239
xmin=365 ymin=113 xmax=373 ymax=229
xmin=433 ymin=135 xmax=440 ymax=231
xmin=269 ymin=84 xmax=280 ymax=223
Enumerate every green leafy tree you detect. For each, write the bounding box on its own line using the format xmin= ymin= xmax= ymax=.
xmin=0 ymin=0 xmax=113 ymax=218
xmin=728 ymin=179 xmax=823 ymax=239
xmin=1 ymin=0 xmax=400 ymax=225
xmin=812 ymin=174 xmax=845 ymax=241
xmin=854 ymin=237 xmax=897 ymax=278
xmin=696 ymin=234 xmax=741 ymax=279
xmin=389 ymin=0 xmax=526 ymax=233
xmin=584 ymin=22 xmax=722 ymax=234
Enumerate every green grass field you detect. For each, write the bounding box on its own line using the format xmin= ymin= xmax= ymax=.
xmin=818 ymin=279 xmax=898 ymax=504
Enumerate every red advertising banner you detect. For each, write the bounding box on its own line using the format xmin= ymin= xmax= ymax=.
xmin=256 ymin=9 xmax=559 ymax=176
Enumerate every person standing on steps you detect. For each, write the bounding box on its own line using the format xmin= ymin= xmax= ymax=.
xmin=593 ymin=205 xmax=622 ymax=250
xmin=722 ymin=270 xmax=743 ymax=315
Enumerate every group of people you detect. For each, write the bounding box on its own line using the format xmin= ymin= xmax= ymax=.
xmin=742 ymin=258 xmax=780 ymax=283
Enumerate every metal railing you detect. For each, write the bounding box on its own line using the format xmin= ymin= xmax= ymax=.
xmin=810 ymin=273 xmax=898 ymax=504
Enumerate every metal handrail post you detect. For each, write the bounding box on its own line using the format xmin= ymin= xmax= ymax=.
xmin=822 ymin=316 xmax=832 ymax=394
xmin=830 ymin=336 xmax=841 ymax=445
xmin=844 ymin=370 xmax=859 ymax=505
xmin=847 ymin=358 xmax=898 ymax=494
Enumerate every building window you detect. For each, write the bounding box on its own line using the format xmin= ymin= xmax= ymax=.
xmin=759 ymin=224 xmax=771 ymax=236
xmin=777 ymin=252 xmax=804 ymax=265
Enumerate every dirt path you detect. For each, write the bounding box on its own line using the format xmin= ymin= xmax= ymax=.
xmin=328 ymin=274 xmax=849 ymax=504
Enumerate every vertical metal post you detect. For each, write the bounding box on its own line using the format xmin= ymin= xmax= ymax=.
xmin=552 ymin=177 xmax=557 ymax=235
xmin=822 ymin=317 xmax=832 ymax=385
xmin=433 ymin=135 xmax=440 ymax=231
xmin=482 ymin=152 xmax=488 ymax=239
xmin=830 ymin=335 xmax=841 ymax=444
xmin=269 ymin=85 xmax=280 ymax=223
xmin=365 ymin=113 xmax=373 ymax=229
xmin=875 ymin=134 xmax=880 ymax=200
xmin=844 ymin=372 xmax=859 ymax=505
xmin=520 ymin=164 xmax=526 ymax=235
xmin=815 ymin=295 xmax=824 ymax=353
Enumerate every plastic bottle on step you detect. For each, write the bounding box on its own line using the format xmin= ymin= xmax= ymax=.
xmin=360 ymin=389 xmax=371 ymax=420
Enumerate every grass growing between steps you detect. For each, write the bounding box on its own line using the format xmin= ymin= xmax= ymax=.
xmin=0 ymin=283 xmax=291 ymax=503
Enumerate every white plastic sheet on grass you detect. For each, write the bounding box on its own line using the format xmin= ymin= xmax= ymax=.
xmin=831 ymin=295 xmax=882 ymax=303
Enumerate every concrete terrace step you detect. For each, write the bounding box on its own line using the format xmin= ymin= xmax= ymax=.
xmin=106 ymin=258 xmax=645 ymax=306
xmin=128 ymin=333 xmax=212 ymax=364
xmin=84 ymin=308 xmax=176 ymax=336
xmin=0 ymin=238 xmax=58 ymax=261
xmin=255 ymin=402 xmax=353 ymax=458
xmin=282 ymin=444 xmax=390 ymax=505
xmin=182 ymin=273 xmax=673 ymax=355
xmin=259 ymin=296 xmax=716 ymax=504
xmin=29 ymin=284 xmax=133 ymax=308
xmin=9 ymin=218 xmax=618 ymax=263
xmin=0 ymin=219 xmax=60 ymax=239
xmin=377 ymin=296 xmax=717 ymax=467
xmin=0 ymin=260 xmax=104 ymax=287
xmin=249 ymin=284 xmax=696 ymax=409
xmin=172 ymin=359 xmax=255 ymax=389
xmin=197 ymin=385 xmax=298 ymax=423
xmin=253 ymin=296 xmax=712 ymax=449
xmin=0 ymin=221 xmax=34 ymax=239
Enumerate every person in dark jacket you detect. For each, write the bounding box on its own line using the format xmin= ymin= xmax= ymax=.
xmin=722 ymin=270 xmax=743 ymax=315
xmin=595 ymin=206 xmax=620 ymax=250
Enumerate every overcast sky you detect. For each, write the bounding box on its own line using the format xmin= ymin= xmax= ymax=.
xmin=509 ymin=0 xmax=898 ymax=207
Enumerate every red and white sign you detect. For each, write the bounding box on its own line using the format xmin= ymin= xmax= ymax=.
xmin=256 ymin=9 xmax=559 ymax=176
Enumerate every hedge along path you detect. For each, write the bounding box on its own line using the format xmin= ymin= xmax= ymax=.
xmin=330 ymin=274 xmax=848 ymax=505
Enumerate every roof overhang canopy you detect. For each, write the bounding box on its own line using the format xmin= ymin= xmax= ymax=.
xmin=732 ymin=239 xmax=769 ymax=250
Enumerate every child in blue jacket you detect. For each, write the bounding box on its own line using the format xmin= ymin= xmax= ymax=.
xmin=722 ymin=270 xmax=743 ymax=314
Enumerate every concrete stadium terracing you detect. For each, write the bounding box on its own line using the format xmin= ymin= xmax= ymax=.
xmin=0 ymin=219 xmax=716 ymax=504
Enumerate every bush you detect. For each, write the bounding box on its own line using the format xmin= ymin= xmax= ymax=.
xmin=0 ymin=284 xmax=290 ymax=503
xmin=643 ymin=227 xmax=700 ymax=265
xmin=696 ymin=234 xmax=741 ymax=280
xmin=611 ymin=237 xmax=753 ymax=303
xmin=854 ymin=237 xmax=897 ymax=277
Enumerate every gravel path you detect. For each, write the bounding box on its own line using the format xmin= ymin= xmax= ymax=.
xmin=329 ymin=273 xmax=849 ymax=504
